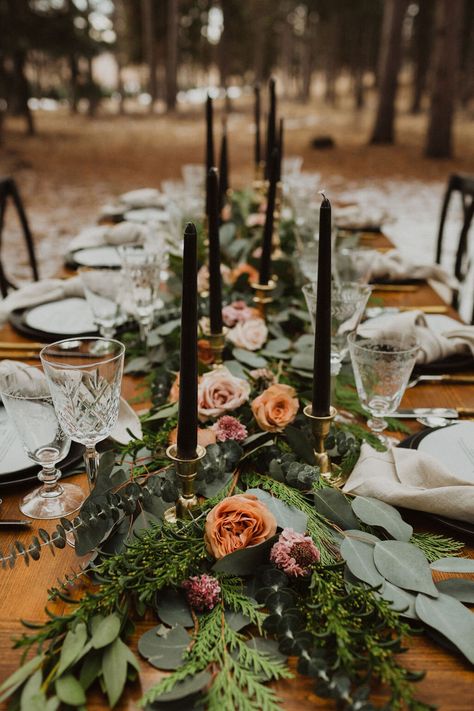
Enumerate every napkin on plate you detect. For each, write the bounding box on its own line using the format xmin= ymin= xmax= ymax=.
xmin=68 ymin=221 xmax=148 ymax=252
xmin=358 ymin=249 xmax=458 ymax=289
xmin=343 ymin=442 xmax=474 ymax=524
xmin=0 ymin=361 xmax=142 ymax=445
xmin=0 ymin=276 xmax=84 ymax=325
xmin=119 ymin=188 xmax=163 ymax=209
xmin=359 ymin=310 xmax=474 ymax=364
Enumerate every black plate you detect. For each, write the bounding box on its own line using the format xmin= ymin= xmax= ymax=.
xmin=398 ymin=429 xmax=474 ymax=538
xmin=9 ymin=303 xmax=98 ymax=342
xmin=413 ymin=353 xmax=474 ymax=375
xmin=0 ymin=441 xmax=85 ymax=491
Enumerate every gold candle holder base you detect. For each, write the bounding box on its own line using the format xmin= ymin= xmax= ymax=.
xmin=303 ymin=405 xmax=342 ymax=484
xmin=164 ymin=444 xmax=206 ymax=522
xmin=250 ymin=279 xmax=276 ymax=320
xmin=208 ymin=330 xmax=226 ymax=366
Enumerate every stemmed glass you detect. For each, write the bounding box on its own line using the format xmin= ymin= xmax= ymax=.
xmin=348 ymin=333 xmax=419 ymax=445
xmin=40 ymin=338 xmax=125 ymax=490
xmin=0 ymin=366 xmax=85 ymax=518
xmin=334 ymin=247 xmax=379 ymax=284
xmin=78 ymin=267 xmax=125 ymax=352
xmin=119 ymin=245 xmax=161 ymax=343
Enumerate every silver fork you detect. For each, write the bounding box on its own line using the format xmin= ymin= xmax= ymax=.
xmin=407 ymin=374 xmax=474 ymax=388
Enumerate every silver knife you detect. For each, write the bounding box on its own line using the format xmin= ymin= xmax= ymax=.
xmin=391 ymin=407 xmax=474 ymax=419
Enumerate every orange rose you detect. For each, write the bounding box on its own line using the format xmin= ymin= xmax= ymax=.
xmin=169 ymin=373 xmax=180 ymax=403
xmin=169 ymin=426 xmax=217 ymax=448
xmin=205 ymin=494 xmax=277 ymax=559
xmin=251 ymin=383 xmax=299 ymax=432
xmin=198 ymin=339 xmax=214 ymax=365
xmin=232 ymin=263 xmax=259 ymax=285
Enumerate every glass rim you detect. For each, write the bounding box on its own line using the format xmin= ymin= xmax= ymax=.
xmin=40 ymin=337 xmax=125 ymax=369
xmin=347 ymin=331 xmax=419 ymax=355
xmin=302 ymin=281 xmax=373 ymax=295
xmin=0 ymin=364 xmax=52 ymax=399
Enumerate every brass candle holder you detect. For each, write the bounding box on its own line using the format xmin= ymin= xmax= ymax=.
xmin=208 ymin=330 xmax=226 ymax=366
xmin=303 ymin=405 xmax=340 ymax=483
xmin=250 ymin=279 xmax=276 ymax=320
xmin=164 ymin=444 xmax=206 ymax=522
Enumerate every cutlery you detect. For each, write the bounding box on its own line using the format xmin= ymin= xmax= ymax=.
xmin=372 ymin=284 xmax=420 ymax=292
xmin=416 ymin=416 xmax=456 ymax=428
xmin=391 ymin=407 xmax=474 ymax=419
xmin=366 ymin=306 xmax=449 ymax=318
xmin=407 ymin=374 xmax=474 ymax=388
xmin=0 ymin=520 xmax=32 ymax=529
xmin=0 ymin=350 xmax=41 ymax=360
xmin=0 ymin=342 xmax=46 ymax=350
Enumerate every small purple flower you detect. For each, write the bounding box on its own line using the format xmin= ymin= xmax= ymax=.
xmin=182 ymin=574 xmax=221 ymax=611
xmin=270 ymin=528 xmax=320 ymax=577
xmin=211 ymin=415 xmax=248 ymax=442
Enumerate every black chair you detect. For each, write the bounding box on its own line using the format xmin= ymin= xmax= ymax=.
xmin=0 ymin=177 xmax=39 ymax=298
xmin=435 ymin=173 xmax=474 ymax=321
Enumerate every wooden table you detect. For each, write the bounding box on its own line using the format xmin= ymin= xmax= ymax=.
xmin=1 ymin=232 xmax=474 ymax=709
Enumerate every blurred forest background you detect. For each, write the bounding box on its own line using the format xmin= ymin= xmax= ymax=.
xmin=0 ymin=0 xmax=473 ymax=277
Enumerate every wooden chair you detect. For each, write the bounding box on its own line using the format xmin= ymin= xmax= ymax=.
xmin=435 ymin=173 xmax=474 ymax=321
xmin=0 ymin=177 xmax=39 ymax=298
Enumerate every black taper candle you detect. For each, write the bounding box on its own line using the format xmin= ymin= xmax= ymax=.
xmin=177 ymin=223 xmax=198 ymax=459
xmin=277 ymin=118 xmax=284 ymax=183
xmin=207 ymin=168 xmax=223 ymax=334
xmin=264 ymin=77 xmax=276 ymax=180
xmin=254 ymin=84 xmax=261 ymax=167
xmin=259 ymin=147 xmax=279 ymax=285
xmin=205 ymin=95 xmax=215 ymax=216
xmin=218 ymin=122 xmax=229 ymax=212
xmin=311 ymin=195 xmax=332 ymax=417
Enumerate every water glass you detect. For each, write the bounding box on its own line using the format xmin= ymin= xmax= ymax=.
xmin=0 ymin=366 xmax=84 ymax=519
xmin=40 ymin=338 xmax=125 ymax=490
xmin=119 ymin=245 xmax=161 ymax=342
xmin=348 ymin=333 xmax=419 ymax=445
xmin=78 ymin=267 xmax=125 ymax=348
xmin=335 ymin=247 xmax=379 ymax=284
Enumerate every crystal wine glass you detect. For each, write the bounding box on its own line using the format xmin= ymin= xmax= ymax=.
xmin=78 ymin=267 xmax=125 ymax=352
xmin=118 ymin=245 xmax=161 ymax=343
xmin=40 ymin=338 xmax=125 ymax=490
xmin=348 ymin=332 xmax=419 ymax=445
xmin=0 ymin=366 xmax=84 ymax=519
xmin=334 ymin=247 xmax=379 ymax=284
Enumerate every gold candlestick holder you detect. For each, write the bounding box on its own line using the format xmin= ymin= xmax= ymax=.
xmin=208 ymin=330 xmax=226 ymax=366
xmin=164 ymin=444 xmax=206 ymax=522
xmin=303 ymin=405 xmax=341 ymax=483
xmin=250 ymin=279 xmax=276 ymax=320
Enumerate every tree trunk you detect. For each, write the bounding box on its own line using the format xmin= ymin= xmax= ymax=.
xmin=370 ymin=0 xmax=408 ymax=145
xmin=69 ymin=54 xmax=78 ymax=114
xmin=410 ymin=0 xmax=433 ymax=114
xmin=425 ymin=0 xmax=464 ymax=158
xmin=354 ymin=67 xmax=365 ymax=109
xmin=13 ymin=50 xmax=35 ymax=136
xmin=165 ymin=0 xmax=178 ymax=112
xmin=141 ymin=0 xmax=157 ymax=112
xmin=300 ymin=13 xmax=317 ymax=103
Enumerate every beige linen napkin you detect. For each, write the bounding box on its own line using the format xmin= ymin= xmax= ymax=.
xmin=119 ymin=188 xmax=163 ymax=209
xmin=69 ymin=221 xmax=148 ymax=251
xmin=363 ymin=249 xmax=458 ymax=290
xmin=343 ymin=442 xmax=474 ymax=524
xmin=0 ymin=276 xmax=84 ymax=325
xmin=359 ymin=310 xmax=474 ymax=363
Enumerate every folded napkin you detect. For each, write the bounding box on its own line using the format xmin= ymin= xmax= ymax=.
xmin=119 ymin=188 xmax=163 ymax=209
xmin=0 ymin=277 xmax=84 ymax=325
xmin=69 ymin=221 xmax=148 ymax=252
xmin=361 ymin=249 xmax=458 ymax=289
xmin=359 ymin=310 xmax=474 ymax=364
xmin=343 ymin=442 xmax=474 ymax=524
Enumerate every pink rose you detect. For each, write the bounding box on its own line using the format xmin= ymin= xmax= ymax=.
xmin=227 ymin=317 xmax=268 ymax=351
xmin=222 ymin=300 xmax=257 ymax=328
xmin=246 ymin=213 xmax=266 ymax=228
xmin=198 ymin=366 xmax=251 ymax=421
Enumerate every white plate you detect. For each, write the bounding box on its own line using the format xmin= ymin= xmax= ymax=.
xmin=73 ymin=246 xmax=121 ymax=267
xmin=424 ymin=314 xmax=462 ymax=333
xmin=0 ymin=408 xmax=34 ymax=477
xmin=124 ymin=208 xmax=169 ymax=224
xmin=25 ymin=297 xmax=96 ymax=335
xmin=418 ymin=421 xmax=474 ymax=485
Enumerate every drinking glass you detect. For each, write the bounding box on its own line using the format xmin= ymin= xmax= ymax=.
xmin=334 ymin=247 xmax=378 ymax=284
xmin=0 ymin=366 xmax=84 ymax=519
xmin=303 ymin=282 xmax=373 ymax=376
xmin=348 ymin=333 xmax=419 ymax=445
xmin=40 ymin=338 xmax=125 ymax=490
xmin=78 ymin=267 xmax=125 ymax=350
xmin=119 ymin=245 xmax=161 ymax=342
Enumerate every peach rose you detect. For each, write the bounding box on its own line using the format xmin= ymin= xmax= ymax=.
xmin=232 ymin=263 xmax=259 ymax=285
xmin=227 ymin=317 xmax=268 ymax=351
xmin=205 ymin=493 xmax=277 ymax=559
xmin=198 ymin=366 xmax=250 ymax=421
xmin=251 ymin=383 xmax=299 ymax=432
xmin=198 ymin=339 xmax=214 ymax=365
xmin=197 ymin=264 xmax=232 ymax=293
xmin=222 ymin=300 xmax=257 ymax=328
xmin=169 ymin=373 xmax=180 ymax=403
xmin=169 ymin=426 xmax=217 ymax=448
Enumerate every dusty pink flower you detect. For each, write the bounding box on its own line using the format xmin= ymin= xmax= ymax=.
xmin=222 ymin=300 xmax=257 ymax=328
xmin=246 ymin=213 xmax=266 ymax=228
xmin=212 ymin=415 xmax=248 ymax=442
xmin=182 ymin=574 xmax=221 ymax=611
xmin=227 ymin=317 xmax=268 ymax=351
xmin=198 ymin=366 xmax=251 ymax=421
xmin=249 ymin=368 xmax=276 ymax=386
xmin=270 ymin=528 xmax=320 ymax=577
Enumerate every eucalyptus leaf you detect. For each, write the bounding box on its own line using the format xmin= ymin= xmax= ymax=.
xmin=314 ymin=488 xmax=360 ymax=530
xmin=373 ymin=541 xmax=439 ymax=597
xmin=245 ymin=488 xmax=308 ymax=533
xmin=20 ymin=669 xmax=43 ymax=711
xmin=435 ymin=578 xmax=474 ymax=603
xmin=377 ymin=581 xmax=417 ymax=619
xmin=232 ymin=348 xmax=267 ymax=368
xmin=57 ymin=622 xmax=88 ymax=675
xmin=263 ymin=337 xmax=291 ymax=353
xmin=415 ymin=593 xmax=474 ymax=663
xmin=124 ymin=356 xmax=150 ymax=374
xmin=225 ymin=610 xmax=252 ymax=631
xmin=146 ymin=402 xmax=179 ymax=422
xmin=222 ymin=359 xmax=247 ymax=378
xmin=430 ymin=557 xmax=474 ymax=574
xmin=343 ymin=530 xmax=381 ymax=545
xmin=156 ymin=318 xmax=181 ymax=336
xmin=91 ymin=613 xmax=121 ymax=649
xmin=79 ymin=650 xmax=103 ymax=690
xmin=102 ymin=637 xmax=130 ymax=707
xmin=294 ymin=334 xmax=314 ymax=352
xmin=55 ymin=674 xmax=86 ymax=706
xmin=132 ymin=511 xmax=162 ymax=537
xmin=138 ymin=625 xmax=189 ymax=670
xmin=0 ymin=653 xmax=44 ymax=701
xmin=290 ymin=352 xmax=313 ymax=371
xmin=351 ymin=497 xmax=413 ymax=542
xmin=213 ymin=536 xmax=278 ymax=576
xmin=340 ymin=538 xmax=384 ymax=587
xmin=284 ymin=425 xmax=315 ymax=465
xmin=156 ymin=589 xmax=193 ymax=628
xmin=155 ymin=670 xmax=212 ymax=703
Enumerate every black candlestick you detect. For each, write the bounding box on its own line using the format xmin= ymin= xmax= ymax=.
xmin=311 ymin=195 xmax=332 ymax=417
xmin=259 ymin=147 xmax=279 ymax=285
xmin=207 ymin=168 xmax=223 ymax=334
xmin=218 ymin=121 xmax=229 ymax=212
xmin=264 ymin=78 xmax=276 ymax=180
xmin=205 ymin=95 xmax=215 ymax=216
xmin=254 ymin=84 xmax=261 ymax=167
xmin=277 ymin=118 xmax=284 ymax=183
xmin=177 ymin=223 xmax=198 ymax=459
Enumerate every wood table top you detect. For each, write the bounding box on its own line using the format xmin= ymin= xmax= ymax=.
xmin=0 ymin=232 xmax=473 ymax=709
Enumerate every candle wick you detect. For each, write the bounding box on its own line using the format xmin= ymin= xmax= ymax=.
xmin=319 ymin=190 xmax=326 ymax=200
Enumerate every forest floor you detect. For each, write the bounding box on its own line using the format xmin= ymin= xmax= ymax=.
xmin=1 ymin=91 xmax=474 ymax=314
